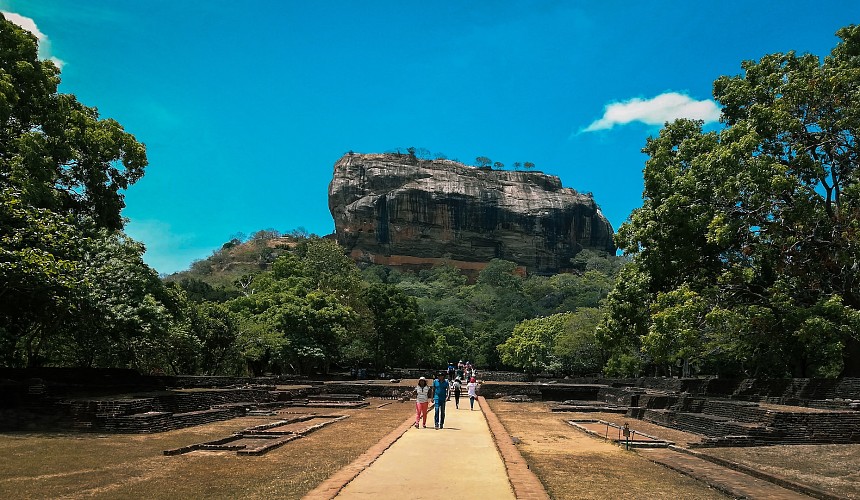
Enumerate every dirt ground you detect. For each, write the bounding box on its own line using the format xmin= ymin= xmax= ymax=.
xmin=486 ymin=400 xmax=728 ymax=499
xmin=559 ymin=408 xmax=860 ymax=498
xmin=0 ymin=400 xmax=414 ymax=500
xmin=703 ymin=444 xmax=860 ymax=499
xmin=5 ymin=397 xmax=857 ymax=500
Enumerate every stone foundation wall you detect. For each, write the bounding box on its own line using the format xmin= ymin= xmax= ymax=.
xmin=477 ymin=383 xmax=542 ymax=399
xmin=633 ymin=394 xmax=860 ymax=445
xmin=597 ymin=386 xmax=641 ymax=406
xmin=170 ymin=375 xmax=291 ymax=388
xmin=388 ymin=369 xmax=530 ymax=382
xmin=726 ymin=378 xmax=860 ymax=407
xmin=769 ymin=411 xmax=860 ymax=442
xmin=554 ymin=376 xmax=860 ymax=405
xmin=702 ymin=400 xmax=769 ymax=422
xmin=323 ymin=382 xmax=415 ymax=399
xmin=62 ymin=388 xmax=274 ymax=421
xmin=538 ymin=385 xmax=601 ymax=401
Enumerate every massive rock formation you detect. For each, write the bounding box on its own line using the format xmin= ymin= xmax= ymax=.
xmin=328 ymin=153 xmax=615 ymax=274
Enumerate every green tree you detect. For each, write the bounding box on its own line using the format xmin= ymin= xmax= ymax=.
xmin=301 ymin=238 xmax=365 ymax=300
xmin=606 ymin=25 xmax=860 ymax=377
xmin=475 ymin=156 xmax=492 ymax=168
xmin=70 ymin=236 xmax=168 ymax=367
xmin=0 ymin=15 xmax=147 ymax=230
xmin=477 ymin=259 xmax=521 ymax=290
xmin=0 ymin=15 xmax=164 ymax=369
xmin=570 ymin=249 xmax=623 ymax=276
xmin=0 ymin=191 xmax=82 ymax=366
xmin=364 ymin=283 xmax=422 ymax=369
xmin=643 ymin=284 xmax=709 ymax=376
xmin=227 ymin=243 xmax=372 ymax=375
xmin=596 ymin=264 xmax=650 ymax=376
xmin=553 ymin=308 xmax=605 ymax=375
xmin=185 ymin=302 xmax=242 ymax=375
xmin=708 ymin=26 xmax=860 ymax=375
xmin=498 ymin=313 xmax=568 ymax=373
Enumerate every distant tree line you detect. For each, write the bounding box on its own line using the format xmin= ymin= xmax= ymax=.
xmin=373 ymin=148 xmax=538 ymax=172
xmin=163 ymin=243 xmax=622 ymax=376
xmin=474 ymin=157 xmax=535 ymax=171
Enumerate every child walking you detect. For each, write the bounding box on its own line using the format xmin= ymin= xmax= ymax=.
xmin=467 ymin=377 xmax=479 ymax=410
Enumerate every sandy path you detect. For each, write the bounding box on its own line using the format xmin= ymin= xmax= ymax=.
xmin=335 ymin=401 xmax=514 ymax=499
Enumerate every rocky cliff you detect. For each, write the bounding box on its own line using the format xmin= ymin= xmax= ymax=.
xmin=328 ymin=153 xmax=615 ymax=274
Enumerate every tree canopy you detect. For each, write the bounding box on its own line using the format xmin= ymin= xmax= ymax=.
xmin=0 ymin=14 xmax=163 ymax=368
xmin=605 ymin=25 xmax=860 ymax=377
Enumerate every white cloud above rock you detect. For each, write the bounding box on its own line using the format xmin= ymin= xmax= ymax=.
xmin=583 ymin=92 xmax=720 ymax=132
xmin=2 ymin=11 xmax=65 ymax=68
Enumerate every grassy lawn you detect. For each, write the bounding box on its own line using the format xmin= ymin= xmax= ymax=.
xmin=486 ymin=400 xmax=728 ymax=500
xmin=0 ymin=400 xmax=414 ymax=499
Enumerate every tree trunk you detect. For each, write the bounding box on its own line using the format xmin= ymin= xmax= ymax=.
xmin=841 ymin=336 xmax=860 ymax=377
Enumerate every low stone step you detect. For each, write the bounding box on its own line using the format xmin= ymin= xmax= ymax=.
xmin=551 ymin=404 xmax=628 ymax=413
xmin=172 ymin=408 xmax=231 ymax=418
xmin=118 ymin=411 xmax=171 ymax=419
xmin=212 ymin=402 xmax=254 ymax=410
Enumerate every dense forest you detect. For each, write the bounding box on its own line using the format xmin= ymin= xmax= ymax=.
xmin=2 ymin=13 xmax=859 ymax=378
xmin=165 ymin=233 xmax=621 ymax=375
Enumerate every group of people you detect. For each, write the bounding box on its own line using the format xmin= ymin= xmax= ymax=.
xmin=447 ymin=360 xmax=476 ymax=383
xmin=414 ymin=365 xmax=479 ymax=429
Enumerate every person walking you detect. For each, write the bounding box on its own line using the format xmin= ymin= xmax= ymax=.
xmin=432 ymin=372 xmax=449 ymax=429
xmin=413 ymin=377 xmax=430 ymax=428
xmin=452 ymin=377 xmax=462 ymax=409
xmin=447 ymin=363 xmax=456 ymax=400
xmin=467 ymin=377 xmax=479 ymax=410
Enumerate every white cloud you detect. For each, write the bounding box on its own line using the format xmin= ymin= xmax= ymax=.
xmin=2 ymin=11 xmax=65 ymax=68
xmin=582 ymin=92 xmax=720 ymax=132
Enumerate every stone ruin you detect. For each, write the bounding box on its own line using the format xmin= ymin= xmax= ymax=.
xmin=0 ymin=368 xmax=371 ymax=434
xmin=164 ymin=414 xmax=349 ymax=456
xmin=500 ymin=394 xmax=534 ymax=403
xmin=4 ymin=367 xmax=859 ymax=447
xmin=567 ymin=419 xmax=673 ymax=448
xmin=544 ymin=377 xmax=860 ymax=446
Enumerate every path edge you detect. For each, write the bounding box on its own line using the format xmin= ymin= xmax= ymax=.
xmin=480 ymin=396 xmax=551 ymax=500
xmin=302 ymin=407 xmax=418 ymax=500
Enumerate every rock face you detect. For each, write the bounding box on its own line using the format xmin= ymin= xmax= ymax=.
xmin=328 ymin=153 xmax=615 ymax=274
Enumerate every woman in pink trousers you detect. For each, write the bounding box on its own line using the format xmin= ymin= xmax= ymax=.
xmin=414 ymin=377 xmax=430 ymax=428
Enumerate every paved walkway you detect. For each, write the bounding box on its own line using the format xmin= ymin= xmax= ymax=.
xmin=334 ymin=400 xmax=515 ymax=499
xmin=637 ymin=448 xmax=812 ymax=499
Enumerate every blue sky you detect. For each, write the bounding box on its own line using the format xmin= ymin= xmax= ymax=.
xmin=1 ymin=1 xmax=856 ymax=274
